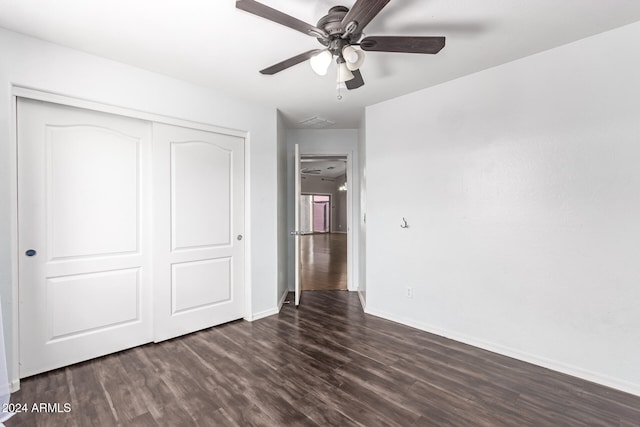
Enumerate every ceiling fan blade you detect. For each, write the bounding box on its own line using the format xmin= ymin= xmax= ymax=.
xmin=260 ymin=49 xmax=324 ymax=75
xmin=346 ymin=69 xmax=365 ymax=90
xmin=341 ymin=0 xmax=390 ymax=33
xmin=236 ymin=0 xmax=328 ymax=38
xmin=360 ymin=36 xmax=446 ymax=53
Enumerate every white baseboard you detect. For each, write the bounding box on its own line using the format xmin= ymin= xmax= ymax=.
xmin=278 ymin=289 xmax=289 ymax=311
xmin=9 ymin=379 xmax=19 ymax=393
xmin=365 ymin=306 xmax=640 ymax=397
xmin=245 ymin=307 xmax=279 ymax=322
xmin=251 ymin=289 xmax=290 ymax=320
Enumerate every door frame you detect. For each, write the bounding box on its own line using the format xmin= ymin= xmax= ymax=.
xmin=292 ymin=152 xmax=355 ymax=292
xmin=8 ymin=86 xmax=252 ymax=391
xmin=300 ymin=192 xmax=333 ymax=233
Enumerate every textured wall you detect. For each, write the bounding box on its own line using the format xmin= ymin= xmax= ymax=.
xmin=366 ymin=22 xmax=640 ymax=395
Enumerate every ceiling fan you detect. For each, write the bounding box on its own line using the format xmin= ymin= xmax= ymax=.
xmin=236 ymin=0 xmax=445 ymax=96
xmin=301 ymin=168 xmax=322 ymax=175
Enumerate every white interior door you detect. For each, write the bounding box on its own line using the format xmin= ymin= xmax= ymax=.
xmin=18 ymin=99 xmax=153 ymax=377
xmin=294 ymin=144 xmax=302 ymax=306
xmin=153 ymin=123 xmax=245 ymax=342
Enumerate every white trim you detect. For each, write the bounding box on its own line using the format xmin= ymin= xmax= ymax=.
xmin=243 ymin=132 xmax=253 ymax=322
xmin=250 ymin=307 xmax=279 ymax=322
xmin=11 ymin=86 xmax=247 ymax=138
xmin=345 ymin=152 xmax=354 ymax=291
xmin=365 ymin=306 xmax=640 ymax=398
xmin=8 ymin=92 xmax=20 ymax=391
xmin=11 ymin=86 xmax=253 ymax=384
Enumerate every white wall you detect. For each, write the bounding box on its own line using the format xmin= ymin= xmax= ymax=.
xmin=0 ymin=28 xmax=278 ymax=386
xmin=366 ymin=21 xmax=640 ymax=396
xmin=285 ymin=129 xmax=360 ymax=291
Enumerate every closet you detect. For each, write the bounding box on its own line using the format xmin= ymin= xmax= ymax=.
xmin=17 ymin=98 xmax=245 ymax=377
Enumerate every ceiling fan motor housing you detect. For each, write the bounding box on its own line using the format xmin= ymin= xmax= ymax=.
xmin=316 ymin=6 xmax=362 ymax=49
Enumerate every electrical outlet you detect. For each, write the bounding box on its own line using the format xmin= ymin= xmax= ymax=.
xmin=406 ymin=287 xmax=413 ymax=299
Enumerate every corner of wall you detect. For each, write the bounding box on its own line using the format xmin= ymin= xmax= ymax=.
xmin=357 ymin=289 xmax=366 ymax=310
xmin=278 ymin=287 xmax=289 ymax=311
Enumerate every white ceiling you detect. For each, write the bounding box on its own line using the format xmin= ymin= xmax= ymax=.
xmin=301 ymin=158 xmax=347 ymax=178
xmin=2 ymin=1 xmax=640 ymax=129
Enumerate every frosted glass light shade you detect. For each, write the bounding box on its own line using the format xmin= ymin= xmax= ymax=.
xmin=342 ymin=45 xmax=365 ymax=71
xmin=337 ymin=62 xmax=354 ymax=83
xmin=342 ymin=45 xmax=358 ymax=63
xmin=310 ymin=50 xmax=333 ymax=76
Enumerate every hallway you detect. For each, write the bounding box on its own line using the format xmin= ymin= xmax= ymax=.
xmin=301 ymin=233 xmax=347 ymax=291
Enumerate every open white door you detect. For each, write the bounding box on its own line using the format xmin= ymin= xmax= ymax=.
xmin=153 ymin=123 xmax=245 ymax=342
xmin=18 ymin=99 xmax=153 ymax=377
xmin=294 ymin=144 xmax=302 ymax=306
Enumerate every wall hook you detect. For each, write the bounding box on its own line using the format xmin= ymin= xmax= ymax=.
xmin=401 ymin=217 xmax=409 ymax=229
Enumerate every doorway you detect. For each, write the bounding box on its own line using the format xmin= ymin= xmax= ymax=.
xmin=298 ymin=156 xmax=348 ymax=292
xmin=301 ymin=194 xmax=331 ymax=233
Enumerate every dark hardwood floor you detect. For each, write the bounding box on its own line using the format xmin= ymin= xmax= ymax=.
xmin=7 ymin=291 xmax=640 ymax=426
xmin=301 ymin=233 xmax=347 ymax=291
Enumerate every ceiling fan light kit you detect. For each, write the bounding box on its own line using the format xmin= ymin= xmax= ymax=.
xmin=342 ymin=45 xmax=365 ymax=71
xmin=342 ymin=45 xmax=358 ymax=63
xmin=236 ymin=0 xmax=445 ymax=99
xmin=310 ymin=49 xmax=333 ymax=76
xmin=337 ymin=59 xmax=355 ymax=83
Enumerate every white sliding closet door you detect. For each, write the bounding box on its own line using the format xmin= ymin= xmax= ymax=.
xmin=18 ymin=99 xmax=153 ymax=377
xmin=153 ymin=123 xmax=245 ymax=342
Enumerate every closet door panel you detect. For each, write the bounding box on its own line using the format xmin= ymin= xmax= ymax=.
xmin=18 ymin=98 xmax=153 ymax=377
xmin=153 ymin=123 xmax=245 ymax=342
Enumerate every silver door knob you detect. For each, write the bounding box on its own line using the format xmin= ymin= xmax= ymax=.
xmin=237 ymin=234 xmax=243 ymax=241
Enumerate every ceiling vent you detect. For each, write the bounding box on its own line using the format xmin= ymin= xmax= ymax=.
xmin=298 ymin=116 xmax=335 ymax=129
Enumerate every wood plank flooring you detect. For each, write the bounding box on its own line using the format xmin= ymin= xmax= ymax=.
xmin=7 ymin=291 xmax=640 ymax=426
xmin=301 ymin=233 xmax=347 ymax=291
